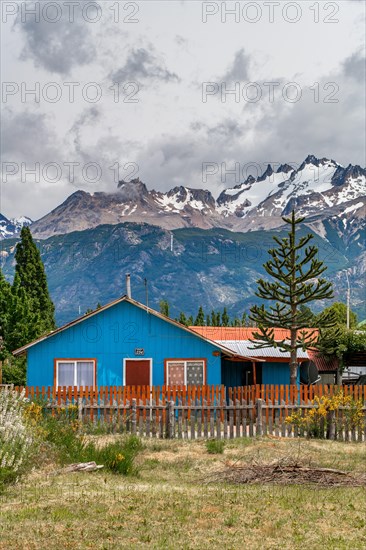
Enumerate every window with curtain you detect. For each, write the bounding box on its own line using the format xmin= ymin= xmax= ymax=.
xmin=56 ymin=360 xmax=95 ymax=388
xmin=166 ymin=360 xmax=205 ymax=385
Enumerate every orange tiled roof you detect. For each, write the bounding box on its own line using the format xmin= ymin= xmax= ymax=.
xmin=189 ymin=326 xmax=318 ymax=341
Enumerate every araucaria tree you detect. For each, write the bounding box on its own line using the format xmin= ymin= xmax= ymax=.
xmin=249 ymin=211 xmax=336 ymax=385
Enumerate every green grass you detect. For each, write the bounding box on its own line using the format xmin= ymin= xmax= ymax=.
xmin=0 ymin=438 xmax=365 ymax=550
xmin=205 ymin=439 xmax=225 ymax=454
xmin=36 ymin=408 xmax=143 ymax=475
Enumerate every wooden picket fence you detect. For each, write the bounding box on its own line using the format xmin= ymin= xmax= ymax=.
xmin=9 ymin=384 xmax=366 ymax=441
xmin=14 ymin=383 xmax=366 ymax=406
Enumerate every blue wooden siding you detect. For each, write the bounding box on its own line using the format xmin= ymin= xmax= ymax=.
xmin=222 ymin=359 xmax=296 ymax=386
xmin=26 ymin=301 xmax=222 ymax=386
xmin=262 ymin=362 xmax=300 ymax=385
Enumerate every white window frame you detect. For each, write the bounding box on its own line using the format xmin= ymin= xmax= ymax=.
xmin=55 ymin=359 xmax=96 ymax=388
xmin=166 ymin=359 xmax=205 ymax=385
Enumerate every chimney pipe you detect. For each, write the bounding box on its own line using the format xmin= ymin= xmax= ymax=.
xmin=126 ymin=274 xmax=131 ymax=299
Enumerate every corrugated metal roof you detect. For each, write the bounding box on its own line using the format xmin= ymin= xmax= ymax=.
xmin=190 ymin=327 xmax=318 ymax=341
xmin=217 ymin=340 xmax=309 ymax=359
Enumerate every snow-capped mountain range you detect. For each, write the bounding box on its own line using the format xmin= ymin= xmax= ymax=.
xmin=1 ymin=155 xmax=365 ymax=240
xmin=0 ymin=214 xmax=33 ymax=240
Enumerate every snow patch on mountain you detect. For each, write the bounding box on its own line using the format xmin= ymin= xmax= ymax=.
xmin=343 ymin=201 xmax=364 ymax=214
xmin=0 ymin=215 xmax=33 ymax=240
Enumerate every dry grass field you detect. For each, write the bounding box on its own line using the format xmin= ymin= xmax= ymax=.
xmin=1 ymin=437 xmax=365 ymax=550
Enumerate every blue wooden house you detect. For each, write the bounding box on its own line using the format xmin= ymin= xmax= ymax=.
xmin=14 ymin=284 xmax=311 ymax=387
xmin=13 ymin=295 xmax=259 ymax=388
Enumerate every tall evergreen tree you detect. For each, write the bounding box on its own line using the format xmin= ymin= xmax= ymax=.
xmin=211 ymin=310 xmax=216 ymax=326
xmin=194 ymin=306 xmax=205 ymax=326
xmin=5 ymin=273 xmax=41 ymax=352
xmin=14 ymin=226 xmax=55 ymax=333
xmin=215 ymin=311 xmax=221 ymax=327
xmin=178 ymin=312 xmax=188 ymax=326
xmin=0 ymin=269 xmax=11 ymax=359
xmin=222 ymin=307 xmax=229 ymax=327
xmin=249 ymin=211 xmax=336 ymax=385
xmin=159 ymin=299 xmax=170 ymax=317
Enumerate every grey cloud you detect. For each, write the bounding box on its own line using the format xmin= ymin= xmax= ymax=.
xmin=343 ymin=50 xmax=366 ymax=83
xmin=190 ymin=119 xmax=243 ymax=139
xmin=110 ymin=48 xmax=180 ymax=84
xmin=220 ymin=48 xmax=251 ymax=82
xmin=1 ymin=108 xmax=61 ymax=163
xmin=17 ymin=4 xmax=96 ymax=75
xmin=207 ymin=119 xmax=243 ymax=139
xmin=175 ymin=35 xmax=188 ymax=47
xmin=69 ymin=106 xmax=101 ymax=161
xmin=1 ymin=108 xmax=70 ymax=219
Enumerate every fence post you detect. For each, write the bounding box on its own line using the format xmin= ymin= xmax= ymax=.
xmin=256 ymin=399 xmax=263 ymax=436
xmin=131 ymin=398 xmax=137 ymax=435
xmin=77 ymin=397 xmax=83 ymax=429
xmin=167 ymin=400 xmax=174 ymax=439
xmin=327 ymin=409 xmax=336 ymax=440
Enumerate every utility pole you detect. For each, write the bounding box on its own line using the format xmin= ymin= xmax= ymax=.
xmin=144 ymin=278 xmax=149 ymax=311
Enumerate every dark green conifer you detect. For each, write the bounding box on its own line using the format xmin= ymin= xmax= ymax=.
xmin=14 ymin=226 xmax=55 ymax=333
xmin=178 ymin=312 xmax=188 ymax=326
xmin=222 ymin=307 xmax=229 ymax=327
xmin=194 ymin=306 xmax=205 ymax=326
xmin=0 ymin=269 xmax=11 ymax=358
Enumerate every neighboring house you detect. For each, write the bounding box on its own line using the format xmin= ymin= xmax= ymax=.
xmin=307 ymin=351 xmax=339 ymax=385
xmin=190 ymin=327 xmax=311 ymax=386
xmin=13 ymin=295 xmax=258 ymax=388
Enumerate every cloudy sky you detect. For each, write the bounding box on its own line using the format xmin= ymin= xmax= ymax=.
xmin=1 ymin=0 xmax=365 ymax=220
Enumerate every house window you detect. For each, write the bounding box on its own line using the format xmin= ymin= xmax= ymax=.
xmin=166 ymin=360 xmax=205 ymax=385
xmin=56 ymin=359 xmax=96 ymax=388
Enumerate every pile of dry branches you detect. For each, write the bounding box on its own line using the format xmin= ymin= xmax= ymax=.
xmin=208 ymin=458 xmax=366 ymax=487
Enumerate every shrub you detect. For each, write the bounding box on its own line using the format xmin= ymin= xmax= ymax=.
xmin=83 ymin=436 xmax=143 ymax=475
xmin=0 ymin=388 xmax=34 ymax=491
xmin=286 ymin=391 xmax=364 ymax=438
xmin=206 ymin=439 xmax=225 ymax=454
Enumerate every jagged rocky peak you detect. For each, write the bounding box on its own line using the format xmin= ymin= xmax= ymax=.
xmin=331 ymin=164 xmax=366 ymax=186
xmin=165 ymin=186 xmax=216 ymax=210
xmin=257 ymin=164 xmax=274 ymax=181
xmin=298 ymin=155 xmax=337 ymax=171
xmin=276 ymin=163 xmax=293 ymax=174
xmin=166 ymin=185 xmax=189 ymax=200
xmin=118 ymin=177 xmax=141 ymax=187
xmin=244 ymin=174 xmax=256 ymax=185
xmin=116 ymin=178 xmax=149 ymax=200
xmin=55 ymin=190 xmax=93 ymax=210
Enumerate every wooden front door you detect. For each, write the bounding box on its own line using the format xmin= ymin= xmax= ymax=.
xmin=125 ymin=359 xmax=151 ymax=386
